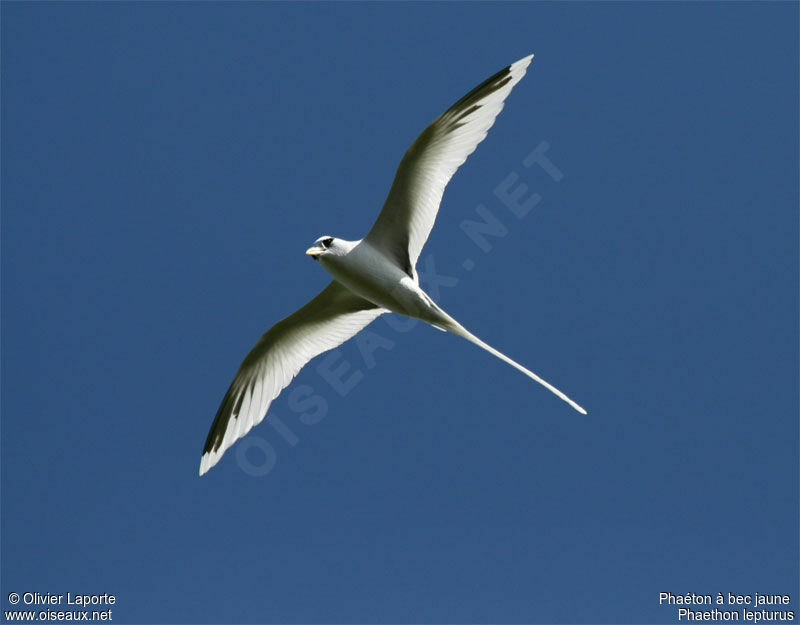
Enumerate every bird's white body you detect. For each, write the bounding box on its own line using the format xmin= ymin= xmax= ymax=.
xmin=199 ymin=54 xmax=587 ymax=476
xmin=317 ymin=239 xmax=438 ymax=323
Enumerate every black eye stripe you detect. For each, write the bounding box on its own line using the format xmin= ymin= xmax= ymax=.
xmin=323 ymin=238 xmax=333 ymax=247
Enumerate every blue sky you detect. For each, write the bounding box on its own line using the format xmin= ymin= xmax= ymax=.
xmin=2 ymin=2 xmax=797 ymax=624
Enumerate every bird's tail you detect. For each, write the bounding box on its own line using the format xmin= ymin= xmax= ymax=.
xmin=432 ymin=309 xmax=588 ymax=415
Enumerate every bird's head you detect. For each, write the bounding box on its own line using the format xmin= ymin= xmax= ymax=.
xmin=305 ymin=236 xmax=340 ymax=261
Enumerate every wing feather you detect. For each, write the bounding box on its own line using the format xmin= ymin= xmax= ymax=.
xmin=365 ymin=55 xmax=533 ymax=273
xmin=199 ymin=281 xmax=385 ymax=475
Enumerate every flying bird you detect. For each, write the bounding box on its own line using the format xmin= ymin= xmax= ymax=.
xmin=200 ymin=54 xmax=586 ymax=476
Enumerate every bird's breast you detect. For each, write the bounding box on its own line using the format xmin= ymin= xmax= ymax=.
xmin=319 ymin=243 xmax=425 ymax=316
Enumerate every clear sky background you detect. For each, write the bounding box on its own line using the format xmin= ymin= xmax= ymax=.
xmin=2 ymin=3 xmax=797 ymax=624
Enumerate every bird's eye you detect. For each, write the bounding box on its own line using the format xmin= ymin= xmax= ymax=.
xmin=322 ymin=238 xmax=333 ymax=248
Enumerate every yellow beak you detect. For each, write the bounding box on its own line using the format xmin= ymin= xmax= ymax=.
xmin=305 ymin=246 xmax=324 ymax=257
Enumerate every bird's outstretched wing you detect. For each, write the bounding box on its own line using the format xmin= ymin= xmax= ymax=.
xmin=200 ymin=282 xmax=385 ymax=475
xmin=364 ymin=55 xmax=533 ymax=274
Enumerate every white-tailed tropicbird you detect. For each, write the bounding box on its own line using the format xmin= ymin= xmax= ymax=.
xmin=200 ymin=54 xmax=586 ymax=476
